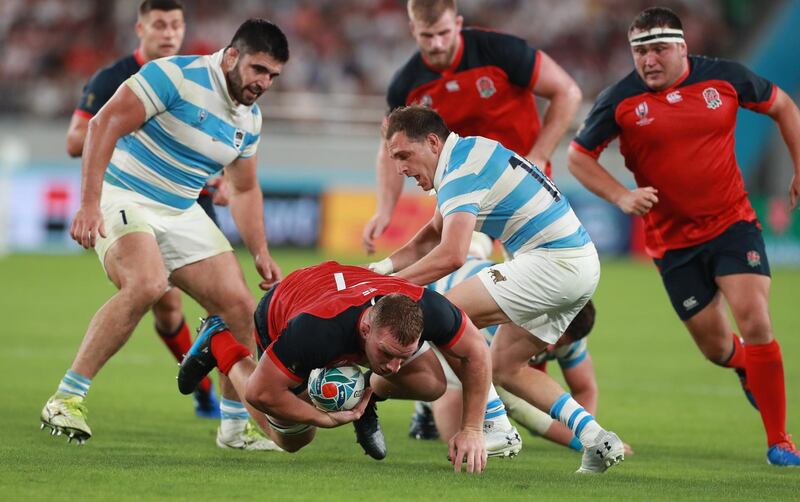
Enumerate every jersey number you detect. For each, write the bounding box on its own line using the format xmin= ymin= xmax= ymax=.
xmin=119 ymin=210 xmax=128 ymax=225
xmin=509 ymin=156 xmax=561 ymax=202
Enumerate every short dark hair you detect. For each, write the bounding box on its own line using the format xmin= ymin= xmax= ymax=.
xmin=371 ymin=294 xmax=424 ymax=346
xmin=629 ymin=7 xmax=683 ymax=35
xmin=564 ymin=300 xmax=596 ymax=341
xmin=385 ymin=105 xmax=451 ymax=143
xmin=408 ymin=0 xmax=457 ymax=25
xmin=139 ymin=0 xmax=183 ymax=17
xmin=228 ymin=19 xmax=290 ymax=63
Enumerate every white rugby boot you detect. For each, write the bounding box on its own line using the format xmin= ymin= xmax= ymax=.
xmin=40 ymin=392 xmax=92 ymax=445
xmin=576 ymin=430 xmax=625 ymax=474
xmin=216 ymin=422 xmax=283 ymax=451
xmin=484 ymin=419 xmax=522 ymax=458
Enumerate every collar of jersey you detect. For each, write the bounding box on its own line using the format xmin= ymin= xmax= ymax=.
xmin=133 ymin=48 xmax=145 ymax=67
xmin=433 ymin=132 xmax=460 ymax=192
xmin=209 ymin=49 xmax=250 ymax=113
xmin=422 ymin=33 xmax=464 ymax=76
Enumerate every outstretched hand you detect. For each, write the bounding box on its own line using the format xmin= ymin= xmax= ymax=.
xmin=448 ymin=428 xmax=487 ymax=474
xmin=362 ymin=213 xmax=391 ymax=255
xmin=255 ymin=252 xmax=282 ymax=290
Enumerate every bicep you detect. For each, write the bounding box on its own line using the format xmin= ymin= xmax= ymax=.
xmin=440 ymin=212 xmax=477 ymax=257
xmin=561 ymin=355 xmax=596 ymax=391
xmin=532 ymin=51 xmax=579 ymax=100
xmin=226 ymin=156 xmax=259 ymax=193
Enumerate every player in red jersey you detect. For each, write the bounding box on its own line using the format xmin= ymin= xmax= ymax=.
xmin=63 ymin=0 xmax=223 ymax=420
xmin=568 ymin=7 xmax=800 ymax=466
xmin=362 ymin=0 xmax=582 ymax=254
xmin=177 ymin=261 xmax=492 ymax=473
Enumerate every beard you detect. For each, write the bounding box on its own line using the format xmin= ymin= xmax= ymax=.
xmin=225 ymin=63 xmax=262 ymax=106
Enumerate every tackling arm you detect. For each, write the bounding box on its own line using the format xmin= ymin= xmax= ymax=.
xmin=527 ymin=51 xmax=582 ymax=168
xmin=567 ymin=146 xmax=659 ymax=216
xmin=226 ymin=156 xmax=282 ymax=289
xmin=393 ymin=211 xmax=474 ymax=285
xmin=765 ymin=87 xmax=800 ymax=209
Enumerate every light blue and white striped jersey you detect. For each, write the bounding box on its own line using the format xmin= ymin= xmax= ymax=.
xmin=105 ymin=49 xmax=262 ymax=209
xmin=433 ymin=133 xmax=592 ymax=255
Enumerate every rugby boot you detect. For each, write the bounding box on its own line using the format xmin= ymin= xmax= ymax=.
xmin=576 ymin=430 xmax=625 ymax=474
xmin=40 ymin=392 xmax=92 ymax=445
xmin=178 ymin=316 xmax=227 ymax=395
xmin=408 ymin=401 xmax=439 ymax=440
xmin=354 ymin=398 xmax=387 ymax=460
xmin=194 ymin=382 xmax=221 ymax=419
xmin=484 ymin=420 xmax=522 ymax=458
xmin=767 ymin=434 xmax=800 ymax=466
xmin=216 ymin=422 xmax=284 ymax=452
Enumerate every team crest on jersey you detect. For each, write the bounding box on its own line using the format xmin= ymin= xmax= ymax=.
xmin=746 ymin=250 xmax=761 ymax=268
xmin=703 ymin=87 xmax=722 ymax=109
xmin=666 ymin=91 xmax=682 ymax=104
xmin=445 ymin=80 xmax=460 ymax=92
xmin=476 ymin=76 xmax=496 ymax=98
xmin=635 ymin=101 xmax=654 ymax=126
xmin=198 ymin=109 xmax=207 ymax=122
xmin=233 ymin=128 xmax=245 ymax=150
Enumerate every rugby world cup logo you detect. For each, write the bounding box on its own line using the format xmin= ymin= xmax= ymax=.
xmin=635 ymin=101 xmax=654 ymax=126
xmin=703 ymin=87 xmax=722 ymax=109
xmin=476 ymin=76 xmax=497 ymax=98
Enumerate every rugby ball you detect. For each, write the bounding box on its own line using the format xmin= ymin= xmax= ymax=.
xmin=307 ymin=365 xmax=366 ymax=412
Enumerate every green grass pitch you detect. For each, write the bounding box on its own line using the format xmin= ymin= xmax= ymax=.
xmin=1 ymin=250 xmax=798 ymax=500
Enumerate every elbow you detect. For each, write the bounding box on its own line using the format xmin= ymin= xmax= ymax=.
xmin=566 ymin=81 xmax=583 ymax=108
xmin=65 ymin=137 xmax=82 ymax=158
xmin=446 ymin=252 xmax=466 ymax=271
xmin=566 ymin=147 xmax=584 ymax=177
xmin=244 ymin=381 xmax=273 ymax=414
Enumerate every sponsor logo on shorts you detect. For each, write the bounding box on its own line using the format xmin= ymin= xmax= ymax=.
xmin=746 ymin=250 xmax=761 ymax=268
xmin=703 ymin=87 xmax=722 ymax=109
xmin=682 ymin=296 xmax=699 ymax=310
xmin=476 ymin=76 xmax=497 ymax=98
xmin=488 ymin=268 xmax=507 ymax=284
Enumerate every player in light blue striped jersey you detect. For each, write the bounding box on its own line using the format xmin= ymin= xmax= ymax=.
xmin=40 ymin=19 xmax=288 ymax=451
xmin=372 ymin=106 xmax=626 ymax=473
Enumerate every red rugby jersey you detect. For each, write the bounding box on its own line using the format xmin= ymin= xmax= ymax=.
xmin=572 ymin=56 xmax=776 ymax=258
xmin=388 ymin=28 xmax=542 ymax=167
xmin=259 ymin=261 xmax=465 ymax=382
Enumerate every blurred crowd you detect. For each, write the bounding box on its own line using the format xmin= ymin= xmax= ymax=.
xmin=0 ymin=0 xmax=769 ymax=118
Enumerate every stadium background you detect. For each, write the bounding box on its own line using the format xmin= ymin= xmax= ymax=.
xmin=0 ymin=0 xmax=798 ymax=262
xmin=1 ymin=1 xmax=799 ymax=500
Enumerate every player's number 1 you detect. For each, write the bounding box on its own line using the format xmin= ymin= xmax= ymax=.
xmin=119 ymin=210 xmax=128 ymax=225
xmin=509 ymin=156 xmax=561 ymax=202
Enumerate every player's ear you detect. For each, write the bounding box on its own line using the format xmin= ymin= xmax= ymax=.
xmin=678 ymin=42 xmax=688 ymax=58
xmin=223 ymin=46 xmax=240 ymax=69
xmin=427 ymin=132 xmax=440 ymax=153
xmin=455 ymin=15 xmax=464 ymax=31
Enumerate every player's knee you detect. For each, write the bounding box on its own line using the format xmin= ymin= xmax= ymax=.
xmin=492 ymin=364 xmax=516 ymax=389
xmin=737 ymin=314 xmax=772 ymax=344
xmin=699 ymin=342 xmax=731 ymax=365
xmin=122 ymin=277 xmax=168 ymax=309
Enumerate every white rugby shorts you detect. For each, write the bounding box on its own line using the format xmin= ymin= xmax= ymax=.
xmin=476 ymin=245 xmax=600 ymax=344
xmin=95 ymin=182 xmax=232 ymax=273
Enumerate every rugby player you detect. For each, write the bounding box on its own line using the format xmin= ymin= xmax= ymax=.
xmin=568 ymin=6 xmax=800 ymax=466
xmin=65 ymin=0 xmax=221 ymax=421
xmin=40 ymin=19 xmax=286 ymax=452
xmin=373 ymin=106 xmax=627 ymax=474
xmin=177 ymin=261 xmax=492 ymax=474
